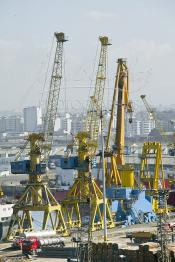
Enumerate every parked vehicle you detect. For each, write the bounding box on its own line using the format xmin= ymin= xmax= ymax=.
xmin=126 ymin=231 xmax=157 ymax=244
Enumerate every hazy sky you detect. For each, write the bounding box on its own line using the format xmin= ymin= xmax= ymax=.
xmin=0 ymin=0 xmax=175 ymax=113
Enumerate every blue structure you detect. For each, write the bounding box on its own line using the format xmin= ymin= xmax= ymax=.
xmin=60 ymin=156 xmax=97 ymax=170
xmin=11 ymin=160 xmax=46 ymax=175
xmin=107 ymin=187 xmax=156 ymax=226
xmin=11 ymin=160 xmax=30 ymax=174
xmin=60 ymin=156 xmax=78 ymax=169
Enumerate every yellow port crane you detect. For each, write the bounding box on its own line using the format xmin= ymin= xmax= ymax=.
xmin=7 ymin=32 xmax=68 ymax=239
xmin=141 ymin=94 xmax=175 ymax=160
xmin=140 ymin=142 xmax=166 ymax=213
xmin=104 ymin=59 xmax=134 ymax=188
xmin=140 ymin=97 xmax=170 ymax=214
xmin=62 ymin=36 xmax=114 ymax=231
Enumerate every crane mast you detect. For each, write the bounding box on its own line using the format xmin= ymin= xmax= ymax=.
xmin=85 ymin=36 xmax=109 ymax=144
xmin=42 ymin=32 xmax=67 ymax=161
xmin=104 ymin=59 xmax=133 ymax=187
xmin=62 ymin=36 xmax=114 ymax=231
xmin=105 ymin=60 xmax=120 ymax=151
xmin=7 ymin=32 xmax=68 ymax=239
xmin=115 ymin=59 xmax=132 ymax=165
xmin=14 ymin=33 xmax=67 ymax=163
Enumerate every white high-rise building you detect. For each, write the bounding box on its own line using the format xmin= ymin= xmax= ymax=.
xmin=141 ymin=120 xmax=155 ymax=136
xmin=23 ymin=106 xmax=42 ymax=132
xmin=61 ymin=113 xmax=72 ymax=134
xmin=125 ymin=116 xmax=141 ymax=137
xmin=0 ymin=117 xmax=6 ymax=133
xmin=134 ymin=120 xmax=141 ymax=136
xmin=0 ymin=116 xmax=23 ymax=133
xmin=5 ymin=116 xmax=23 ymax=132
xmin=54 ymin=117 xmax=61 ymax=131
xmin=71 ymin=114 xmax=84 ymax=134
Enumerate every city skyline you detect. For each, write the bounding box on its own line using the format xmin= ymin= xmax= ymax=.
xmin=0 ymin=105 xmax=174 ymax=138
xmin=0 ymin=0 xmax=175 ymax=112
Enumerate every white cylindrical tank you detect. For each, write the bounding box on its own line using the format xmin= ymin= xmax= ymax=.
xmin=39 ymin=237 xmax=64 ymax=246
xmin=20 ymin=230 xmax=56 ymax=239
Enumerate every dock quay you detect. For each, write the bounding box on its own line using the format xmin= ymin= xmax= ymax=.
xmin=0 ymin=222 xmax=175 ymax=261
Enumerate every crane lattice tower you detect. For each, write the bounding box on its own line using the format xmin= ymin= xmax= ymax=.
xmin=62 ymin=36 xmax=114 ymax=232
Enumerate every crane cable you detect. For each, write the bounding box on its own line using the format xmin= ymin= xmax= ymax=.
xmin=84 ymin=40 xmax=99 ymax=116
xmin=39 ymin=34 xmax=55 ymax=113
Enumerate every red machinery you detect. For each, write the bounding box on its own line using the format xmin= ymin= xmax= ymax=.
xmin=22 ymin=236 xmax=65 ymax=255
xmin=22 ymin=237 xmax=39 ymax=255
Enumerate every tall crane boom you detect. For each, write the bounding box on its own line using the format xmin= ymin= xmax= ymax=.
xmin=105 ymin=61 xmax=120 ymax=151
xmin=140 ymin=95 xmax=154 ymax=119
xmin=140 ymin=95 xmax=167 ymax=142
xmin=103 ymin=59 xmax=133 ymax=187
xmin=42 ymin=32 xmax=67 ymax=161
xmin=85 ymin=36 xmax=110 ymax=143
xmin=115 ymin=59 xmax=132 ymax=165
xmin=14 ymin=33 xmax=67 ymax=162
